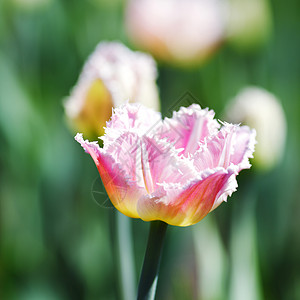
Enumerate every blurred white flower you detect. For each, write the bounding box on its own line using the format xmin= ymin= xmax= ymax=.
xmin=64 ymin=41 xmax=160 ymax=139
xmin=224 ymin=87 xmax=287 ymax=170
xmin=125 ymin=0 xmax=226 ymax=67
xmin=225 ymin=0 xmax=272 ymax=51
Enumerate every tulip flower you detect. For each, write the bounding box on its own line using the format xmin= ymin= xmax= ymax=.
xmin=224 ymin=86 xmax=286 ymax=170
xmin=125 ymin=0 xmax=226 ymax=67
xmin=65 ymin=42 xmax=160 ymax=139
xmin=76 ymin=103 xmax=256 ymax=227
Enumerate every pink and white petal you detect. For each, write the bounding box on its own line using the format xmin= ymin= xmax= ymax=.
xmin=194 ymin=123 xmax=256 ymax=172
xmin=75 ymin=133 xmax=144 ymax=218
xmin=105 ymin=131 xmax=145 ymax=185
xmin=193 ymin=124 xmax=236 ymax=171
xmin=231 ymin=125 xmax=256 ymax=171
xmin=101 ymin=131 xmax=196 ymax=195
xmin=102 ymin=103 xmax=162 ymax=147
xmin=137 ymin=169 xmax=235 ymax=226
xmin=209 ymin=166 xmax=238 ymax=211
xmin=140 ymin=136 xmax=198 ymax=192
xmin=159 ymin=104 xmax=220 ymax=156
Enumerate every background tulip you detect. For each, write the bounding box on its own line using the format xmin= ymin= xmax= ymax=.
xmin=224 ymin=86 xmax=287 ymax=171
xmin=125 ymin=0 xmax=226 ymax=67
xmin=64 ymin=42 xmax=160 ymax=139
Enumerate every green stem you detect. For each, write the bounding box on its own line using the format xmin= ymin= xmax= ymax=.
xmin=137 ymin=221 xmax=168 ymax=300
xmin=117 ymin=213 xmax=136 ymax=300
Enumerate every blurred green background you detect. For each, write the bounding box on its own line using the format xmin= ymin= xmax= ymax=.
xmin=0 ymin=0 xmax=300 ymax=299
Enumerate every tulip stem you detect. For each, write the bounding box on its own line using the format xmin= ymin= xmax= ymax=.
xmin=137 ymin=221 xmax=168 ymax=300
xmin=117 ymin=213 xmax=136 ymax=300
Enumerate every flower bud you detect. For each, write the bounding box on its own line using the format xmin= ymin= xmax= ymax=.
xmin=224 ymin=87 xmax=287 ymax=170
xmin=64 ymin=42 xmax=160 ymax=139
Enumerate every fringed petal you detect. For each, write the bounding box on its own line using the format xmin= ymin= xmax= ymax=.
xmin=102 ymin=103 xmax=162 ymax=148
xmin=159 ymin=104 xmax=220 ymax=156
xmin=230 ymin=125 xmax=256 ymax=171
xmin=194 ymin=123 xmax=256 ymax=172
xmin=137 ymin=168 xmax=235 ymax=226
xmin=75 ymin=133 xmax=144 ymax=218
xmin=140 ymin=136 xmax=198 ymax=191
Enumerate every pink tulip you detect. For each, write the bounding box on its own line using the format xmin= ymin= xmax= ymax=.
xmin=76 ymin=103 xmax=256 ymax=226
xmin=64 ymin=42 xmax=160 ymax=139
xmin=125 ymin=0 xmax=226 ymax=66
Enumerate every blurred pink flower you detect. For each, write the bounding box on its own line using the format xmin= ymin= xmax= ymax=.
xmin=64 ymin=42 xmax=159 ymax=139
xmin=76 ymin=103 xmax=255 ymax=226
xmin=125 ymin=0 xmax=226 ymax=67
